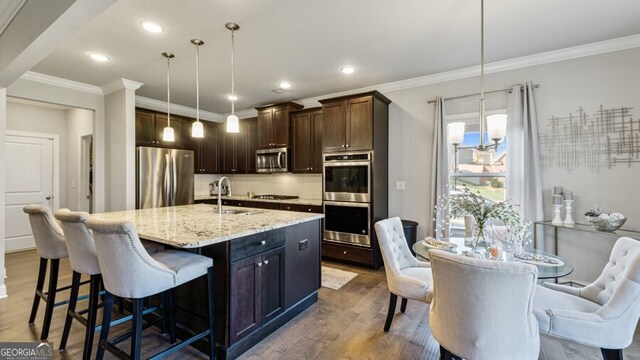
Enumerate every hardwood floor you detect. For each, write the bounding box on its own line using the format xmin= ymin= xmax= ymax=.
xmin=1 ymin=250 xmax=639 ymax=359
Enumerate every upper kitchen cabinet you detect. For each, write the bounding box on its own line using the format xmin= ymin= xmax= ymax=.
xmin=255 ymin=102 xmax=304 ymax=149
xmin=186 ymin=120 xmax=221 ymax=174
xmin=291 ymin=108 xmax=323 ymax=173
xmin=318 ymin=91 xmax=391 ymax=153
xmin=221 ymin=117 xmax=258 ymax=174
xmin=135 ymin=108 xmax=184 ymax=148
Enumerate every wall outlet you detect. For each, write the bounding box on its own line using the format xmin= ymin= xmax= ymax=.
xmin=395 ymin=181 xmax=406 ymax=191
xmin=299 ymin=239 xmax=308 ymax=250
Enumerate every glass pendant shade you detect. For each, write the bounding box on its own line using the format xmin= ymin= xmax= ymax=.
xmin=487 ymin=114 xmax=507 ymax=140
xmin=448 ymin=122 xmax=466 ymax=145
xmin=162 ymin=126 xmax=175 ymax=141
xmin=192 ymin=120 xmax=204 ymax=138
xmin=226 ymin=114 xmax=240 ymax=133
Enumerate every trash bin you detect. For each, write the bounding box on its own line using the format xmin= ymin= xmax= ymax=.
xmin=401 ymin=220 xmax=419 ymax=255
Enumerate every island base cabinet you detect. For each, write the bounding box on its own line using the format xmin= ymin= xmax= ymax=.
xmin=172 ymin=219 xmax=321 ymax=360
xmin=230 ymin=246 xmax=285 ymax=344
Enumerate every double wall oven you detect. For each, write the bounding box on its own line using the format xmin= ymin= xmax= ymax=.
xmin=323 ymin=152 xmax=372 ymax=247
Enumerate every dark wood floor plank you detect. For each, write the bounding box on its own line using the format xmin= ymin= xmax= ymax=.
xmin=2 ymin=250 xmax=640 ymax=360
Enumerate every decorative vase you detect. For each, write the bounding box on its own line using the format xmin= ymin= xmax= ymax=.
xmin=472 ymin=223 xmax=490 ymax=251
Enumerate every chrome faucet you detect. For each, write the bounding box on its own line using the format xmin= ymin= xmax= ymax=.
xmin=217 ymin=176 xmax=232 ymax=214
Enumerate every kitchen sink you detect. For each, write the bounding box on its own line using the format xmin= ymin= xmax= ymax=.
xmin=220 ymin=209 xmax=256 ymax=215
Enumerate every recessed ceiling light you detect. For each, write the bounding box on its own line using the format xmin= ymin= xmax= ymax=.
xmin=87 ymin=52 xmax=109 ymax=62
xmin=340 ymin=66 xmax=355 ymax=74
xmin=278 ymin=81 xmax=292 ymax=90
xmin=227 ymin=94 xmax=238 ymax=101
xmin=140 ymin=20 xmax=164 ymax=33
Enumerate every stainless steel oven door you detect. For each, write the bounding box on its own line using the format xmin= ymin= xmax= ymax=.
xmin=323 ymin=201 xmax=371 ymax=247
xmin=323 ymin=160 xmax=370 ymax=202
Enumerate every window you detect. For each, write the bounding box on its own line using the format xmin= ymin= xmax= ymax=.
xmin=447 ymin=110 xmax=508 ymax=235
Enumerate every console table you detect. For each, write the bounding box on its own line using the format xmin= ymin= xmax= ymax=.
xmin=533 ymin=221 xmax=640 ymax=256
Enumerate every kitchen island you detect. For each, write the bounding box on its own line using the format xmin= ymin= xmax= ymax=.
xmin=92 ymin=204 xmax=323 ymax=359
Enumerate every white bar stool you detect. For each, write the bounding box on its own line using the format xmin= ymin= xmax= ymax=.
xmin=86 ymin=218 xmax=216 ymax=360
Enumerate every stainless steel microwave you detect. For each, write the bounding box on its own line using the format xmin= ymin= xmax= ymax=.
xmin=256 ymin=147 xmax=288 ymax=173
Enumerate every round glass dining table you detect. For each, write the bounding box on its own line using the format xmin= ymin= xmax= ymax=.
xmin=412 ymin=237 xmax=574 ymax=280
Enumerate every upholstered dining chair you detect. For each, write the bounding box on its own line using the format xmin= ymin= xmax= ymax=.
xmin=533 ymin=236 xmax=640 ymax=360
xmin=429 ymin=250 xmax=540 ymax=360
xmin=374 ymin=217 xmax=433 ymax=332
xmin=23 ymin=205 xmax=71 ymax=340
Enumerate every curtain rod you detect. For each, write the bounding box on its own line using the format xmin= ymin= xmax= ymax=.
xmin=426 ymin=83 xmax=540 ymax=104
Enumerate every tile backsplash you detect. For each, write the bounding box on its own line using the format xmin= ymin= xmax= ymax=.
xmin=195 ymin=173 xmax=322 ymax=200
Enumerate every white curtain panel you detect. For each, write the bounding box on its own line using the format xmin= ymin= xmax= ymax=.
xmin=506 ymin=83 xmax=544 ymax=250
xmin=428 ymin=97 xmax=450 ymax=237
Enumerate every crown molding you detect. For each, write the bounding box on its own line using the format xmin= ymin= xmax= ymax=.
xmin=20 ymin=71 xmax=103 ymax=95
xmin=280 ymin=33 xmax=640 ymax=108
xmin=102 ymin=78 xmax=143 ymax=94
xmin=135 ymin=96 xmax=223 ymax=122
xmin=19 ymin=34 xmax=640 ymax=117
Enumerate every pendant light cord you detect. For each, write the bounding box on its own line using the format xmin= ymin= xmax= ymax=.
xmin=479 ymin=0 xmax=486 ymax=148
xmin=196 ymin=44 xmax=200 ymax=121
xmin=166 ymin=57 xmax=171 ymax=127
xmin=231 ymin=28 xmax=235 ymax=116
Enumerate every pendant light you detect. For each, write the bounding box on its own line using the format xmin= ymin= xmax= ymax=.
xmin=191 ymin=39 xmax=205 ymax=138
xmin=225 ymin=22 xmax=240 ymax=133
xmin=162 ymin=52 xmax=175 ymax=142
xmin=447 ymin=0 xmax=506 ymax=153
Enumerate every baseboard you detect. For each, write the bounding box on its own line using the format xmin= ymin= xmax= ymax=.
xmin=0 ymin=284 xmax=7 ymax=299
xmin=5 ymin=237 xmax=36 ymax=252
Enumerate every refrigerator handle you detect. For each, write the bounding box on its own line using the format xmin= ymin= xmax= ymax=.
xmin=172 ymin=152 xmax=178 ymax=205
xmin=164 ymin=153 xmax=172 ymax=206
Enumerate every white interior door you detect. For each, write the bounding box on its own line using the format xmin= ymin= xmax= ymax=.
xmin=4 ymin=133 xmax=55 ymax=252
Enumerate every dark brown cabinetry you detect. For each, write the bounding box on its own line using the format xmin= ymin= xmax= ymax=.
xmin=319 ymin=91 xmax=391 ymax=153
xmin=221 ymin=118 xmax=258 ymax=174
xmin=184 ymin=121 xmax=221 ymax=174
xmin=255 ymin=102 xmax=303 ymax=149
xmin=291 ymin=108 xmax=323 ymax=173
xmin=230 ymin=246 xmax=285 ymax=343
xmin=135 ymin=109 xmax=184 ymax=148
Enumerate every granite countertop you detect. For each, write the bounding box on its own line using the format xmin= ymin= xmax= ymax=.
xmin=194 ymin=194 xmax=323 ymax=206
xmin=90 ymin=204 xmax=324 ymax=249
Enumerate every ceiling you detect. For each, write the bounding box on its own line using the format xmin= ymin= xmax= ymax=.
xmin=29 ymin=0 xmax=640 ymax=114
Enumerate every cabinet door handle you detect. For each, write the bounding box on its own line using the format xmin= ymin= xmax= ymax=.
xmin=308 ymin=208 xmax=312 ymax=212
xmin=341 ymin=144 xmax=345 ymax=148
xmin=260 ymin=240 xmax=266 ymax=245
xmin=346 ymin=144 xmax=350 ymax=148
xmin=343 ymin=251 xmax=347 ymax=255
xmin=264 ymin=260 xmax=269 ymax=265
xmin=257 ymin=262 xmax=263 ymax=267
xmin=310 ymin=167 xmax=314 ymax=170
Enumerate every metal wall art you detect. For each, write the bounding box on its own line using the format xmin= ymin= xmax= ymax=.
xmin=539 ymin=106 xmax=639 ymax=172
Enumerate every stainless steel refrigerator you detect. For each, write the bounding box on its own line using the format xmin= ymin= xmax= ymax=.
xmin=136 ymin=146 xmax=194 ymax=209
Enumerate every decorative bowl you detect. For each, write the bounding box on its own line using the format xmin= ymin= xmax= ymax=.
xmin=585 ymin=216 xmax=627 ymax=232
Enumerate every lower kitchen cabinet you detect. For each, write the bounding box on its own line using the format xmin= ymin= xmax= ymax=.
xmin=178 ymin=220 xmax=321 ymax=359
xmin=229 ymin=246 xmax=284 ymax=343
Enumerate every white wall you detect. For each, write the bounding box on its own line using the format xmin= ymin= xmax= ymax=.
xmin=66 ymin=108 xmax=93 ymax=210
xmin=6 ymin=101 xmax=69 ymax=209
xmin=7 ymin=78 xmax=106 ymax=212
xmin=0 ymin=88 xmax=7 ymax=298
xmin=383 ymin=47 xmax=640 ymax=282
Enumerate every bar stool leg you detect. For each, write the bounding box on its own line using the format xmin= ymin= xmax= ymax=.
xmin=29 ymin=258 xmax=48 ymax=324
xmin=82 ymin=275 xmax=101 ymax=360
xmin=207 ymin=267 xmax=216 ymax=360
xmin=131 ymin=298 xmax=144 ymax=360
xmin=41 ymin=259 xmax=60 ymax=340
xmin=60 ymin=271 xmax=81 ymax=350
xmin=96 ymin=292 xmax=114 ymax=360
xmin=162 ymin=289 xmax=176 ymax=344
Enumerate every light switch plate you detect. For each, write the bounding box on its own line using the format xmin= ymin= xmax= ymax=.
xmin=396 ymin=181 xmax=405 ymax=191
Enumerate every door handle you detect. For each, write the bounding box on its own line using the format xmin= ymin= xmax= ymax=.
xmin=46 ymin=196 xmax=53 ymax=200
